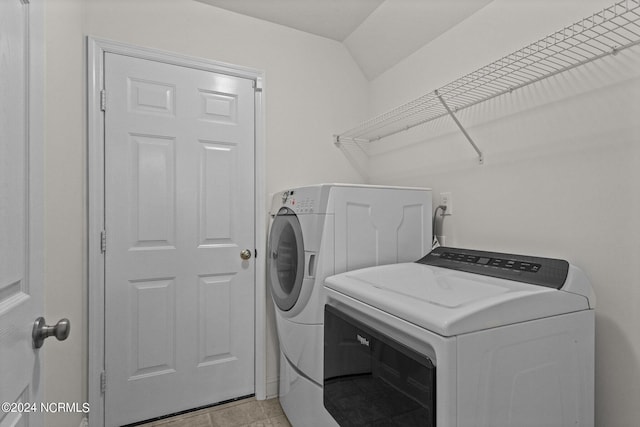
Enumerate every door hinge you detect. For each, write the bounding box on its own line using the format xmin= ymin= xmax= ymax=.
xmin=100 ymin=371 xmax=106 ymax=394
xmin=100 ymin=90 xmax=106 ymax=111
xmin=253 ymin=80 xmax=263 ymax=93
xmin=100 ymin=230 xmax=107 ymax=253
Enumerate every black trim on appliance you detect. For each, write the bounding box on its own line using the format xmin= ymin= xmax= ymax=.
xmin=418 ymin=247 xmax=569 ymax=289
xmin=324 ymin=305 xmax=436 ymax=426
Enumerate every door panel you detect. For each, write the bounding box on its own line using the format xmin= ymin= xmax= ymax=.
xmin=104 ymin=53 xmax=255 ymax=426
xmin=0 ymin=0 xmax=28 ymax=307
xmin=198 ymin=274 xmax=234 ymax=366
xmin=129 ymin=278 xmax=176 ymax=379
xmin=0 ymin=1 xmax=44 ymax=426
xmin=130 ymin=135 xmax=176 ymax=248
xmin=199 ymin=142 xmax=236 ymax=244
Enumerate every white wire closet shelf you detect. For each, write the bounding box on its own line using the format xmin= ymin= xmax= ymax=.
xmin=334 ymin=0 xmax=640 ymax=163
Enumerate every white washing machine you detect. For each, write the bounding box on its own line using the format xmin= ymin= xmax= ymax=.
xmin=324 ymin=247 xmax=595 ymax=427
xmin=267 ymin=184 xmax=432 ymax=426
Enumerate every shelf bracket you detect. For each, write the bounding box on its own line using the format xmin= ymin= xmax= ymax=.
xmin=435 ymin=90 xmax=484 ymax=164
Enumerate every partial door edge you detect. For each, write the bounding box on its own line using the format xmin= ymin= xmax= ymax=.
xmin=86 ymin=36 xmax=267 ymax=427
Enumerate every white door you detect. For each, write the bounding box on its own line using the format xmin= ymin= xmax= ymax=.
xmin=0 ymin=1 xmax=44 ymax=427
xmin=103 ymin=53 xmax=256 ymax=426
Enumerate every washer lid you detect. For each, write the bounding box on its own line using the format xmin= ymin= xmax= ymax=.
xmin=324 ymin=262 xmax=592 ymax=337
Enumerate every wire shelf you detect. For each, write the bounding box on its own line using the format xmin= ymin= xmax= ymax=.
xmin=335 ymin=0 xmax=640 ymax=154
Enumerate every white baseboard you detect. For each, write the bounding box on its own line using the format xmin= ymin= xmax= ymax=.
xmin=266 ymin=376 xmax=279 ymax=399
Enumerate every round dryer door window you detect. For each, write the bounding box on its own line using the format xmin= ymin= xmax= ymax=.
xmin=268 ymin=208 xmax=305 ymax=311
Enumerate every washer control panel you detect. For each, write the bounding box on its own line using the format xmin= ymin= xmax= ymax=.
xmin=280 ymin=190 xmax=316 ymax=214
xmin=418 ymin=247 xmax=569 ymax=289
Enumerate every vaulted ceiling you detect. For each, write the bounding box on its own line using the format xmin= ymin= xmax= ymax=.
xmin=195 ymin=0 xmax=494 ymax=80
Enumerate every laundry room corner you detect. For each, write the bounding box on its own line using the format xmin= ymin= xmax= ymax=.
xmin=357 ymin=1 xmax=640 ymax=425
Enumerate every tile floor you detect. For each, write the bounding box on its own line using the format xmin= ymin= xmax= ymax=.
xmin=136 ymin=397 xmax=291 ymax=427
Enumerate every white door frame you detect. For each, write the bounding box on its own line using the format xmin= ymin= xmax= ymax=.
xmin=87 ymin=37 xmax=267 ymax=426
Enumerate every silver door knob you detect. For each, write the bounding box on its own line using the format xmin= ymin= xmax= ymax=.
xmin=32 ymin=317 xmax=70 ymax=349
xmin=240 ymin=249 xmax=252 ymax=260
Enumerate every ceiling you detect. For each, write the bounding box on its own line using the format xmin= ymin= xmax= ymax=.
xmin=195 ymin=0 xmax=494 ymax=80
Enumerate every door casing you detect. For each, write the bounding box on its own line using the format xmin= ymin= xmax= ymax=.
xmin=87 ymin=37 xmax=267 ymax=427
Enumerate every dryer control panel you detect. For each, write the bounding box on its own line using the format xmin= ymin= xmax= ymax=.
xmin=272 ymin=185 xmax=333 ymax=215
xmin=280 ymin=190 xmax=316 ymax=214
xmin=418 ymin=247 xmax=569 ymax=289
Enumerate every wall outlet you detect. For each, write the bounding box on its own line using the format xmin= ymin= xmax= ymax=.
xmin=440 ymin=192 xmax=452 ymax=215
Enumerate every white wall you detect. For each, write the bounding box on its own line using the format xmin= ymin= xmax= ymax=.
xmin=44 ymin=2 xmax=87 ymax=427
xmin=44 ymin=1 xmax=368 ymax=426
xmin=366 ymin=1 xmax=640 ymax=426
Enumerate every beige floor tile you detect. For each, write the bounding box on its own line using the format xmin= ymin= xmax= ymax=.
xmin=133 ymin=398 xmax=291 ymax=427
xmin=134 ymin=399 xmax=252 ymax=426
xmin=267 ymin=415 xmax=291 ymax=427
xmin=152 ymin=412 xmax=212 ymax=427
xmin=209 ymin=400 xmax=268 ymax=427
xmin=208 ymin=397 xmax=256 ymax=414
xmin=258 ymin=399 xmax=283 ymax=418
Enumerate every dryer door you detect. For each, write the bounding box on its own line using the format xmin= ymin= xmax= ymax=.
xmin=268 ymin=208 xmax=305 ymax=311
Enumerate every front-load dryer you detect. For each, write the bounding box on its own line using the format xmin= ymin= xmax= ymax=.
xmin=324 ymin=247 xmax=595 ymax=426
xmin=267 ymin=184 xmax=432 ymax=426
